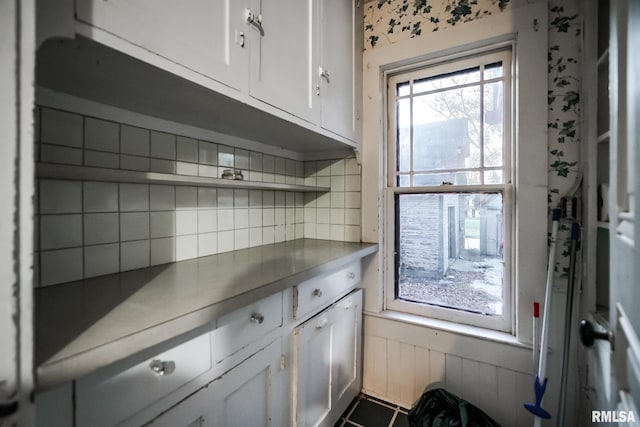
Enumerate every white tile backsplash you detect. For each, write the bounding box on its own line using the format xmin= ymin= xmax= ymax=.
xmin=150 ymin=185 xmax=175 ymax=211
xmin=85 ymin=118 xmax=119 ymax=153
xmin=36 ymin=107 xmax=361 ymax=286
xmin=198 ymin=141 xmax=217 ymax=165
xmin=176 ymin=186 xmax=197 ymax=210
xmin=84 ymin=182 xmax=118 ymax=213
xmin=84 ymin=213 xmax=119 ymax=245
xmin=120 ymin=155 xmax=150 ymax=171
xmin=197 ymin=187 xmax=217 ymax=209
xmin=120 ymin=212 xmax=150 ymax=241
xmin=121 ymin=240 xmax=150 ymax=271
xmin=217 ymin=230 xmax=234 ymax=253
xmin=176 ymin=136 xmax=198 ymax=162
xmin=218 ymin=209 xmax=234 ymax=231
xmin=41 ymin=248 xmax=83 ymax=286
xmin=198 ymin=232 xmax=218 ymax=256
xmin=176 ymin=235 xmax=198 ymax=261
xmin=85 ymin=150 xmax=119 ymax=169
xmin=198 ymin=210 xmax=217 ymax=233
xmin=40 ymin=180 xmax=82 ymax=214
xmin=40 ymin=144 xmax=83 ymax=165
xmin=150 ymin=211 xmax=175 ymax=238
xmin=150 ymin=131 xmax=176 ymax=160
xmin=40 ymin=215 xmax=82 ymax=250
xmin=119 ymin=184 xmax=149 ymax=212
xmin=41 ymin=109 xmax=83 ymax=148
xmin=84 ymin=243 xmax=119 ymax=278
xmin=176 ymin=210 xmax=198 ymax=236
xmin=121 ymin=125 xmax=150 ymax=156
xmin=151 ymin=237 xmax=175 ymax=265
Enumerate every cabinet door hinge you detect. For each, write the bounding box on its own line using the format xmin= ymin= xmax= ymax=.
xmin=280 ymin=354 xmax=287 ymax=370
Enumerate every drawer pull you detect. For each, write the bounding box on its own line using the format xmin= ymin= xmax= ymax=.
xmin=149 ymin=359 xmax=176 ymax=377
xmin=312 ymin=288 xmax=323 ymax=298
xmin=344 ymin=300 xmax=353 ymax=310
xmin=250 ymin=313 xmax=265 ymax=324
xmin=316 ymin=318 xmax=329 ymax=330
xmin=347 ymin=272 xmax=356 ymax=279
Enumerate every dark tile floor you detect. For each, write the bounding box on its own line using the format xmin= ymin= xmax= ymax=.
xmin=336 ymin=395 xmax=410 ymax=427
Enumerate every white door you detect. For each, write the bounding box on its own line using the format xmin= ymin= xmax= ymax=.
xmin=0 ymin=0 xmax=35 ymax=424
xmin=248 ymin=0 xmax=318 ymax=123
xmin=76 ymin=0 xmax=249 ymax=91
xmin=585 ymin=0 xmax=640 ymax=423
xmin=607 ymin=0 xmax=640 ymax=420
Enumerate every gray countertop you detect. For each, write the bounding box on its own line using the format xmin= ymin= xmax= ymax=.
xmin=35 ymin=239 xmax=377 ymax=390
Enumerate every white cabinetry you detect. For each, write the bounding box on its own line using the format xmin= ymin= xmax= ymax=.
xmin=318 ymin=0 xmax=362 ymax=142
xmin=76 ymin=332 xmax=212 ymax=427
xmin=292 ymin=290 xmax=362 ymax=427
xmin=247 ymin=0 xmax=317 ymax=123
xmin=148 ymin=338 xmax=285 ymax=427
xmin=75 ymin=0 xmax=249 ymax=91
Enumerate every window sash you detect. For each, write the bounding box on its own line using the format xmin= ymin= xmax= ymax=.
xmin=384 ymin=48 xmax=513 ymax=332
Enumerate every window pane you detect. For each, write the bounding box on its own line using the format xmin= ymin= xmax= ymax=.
xmin=412 ymin=86 xmax=481 ymax=171
xmin=483 ymin=81 xmax=504 ymax=167
xmin=484 ymin=170 xmax=503 ymax=184
xmin=397 ymin=174 xmax=410 ymax=186
xmin=413 ymin=171 xmax=480 ymax=186
xmin=396 ymin=192 xmax=504 ymax=315
xmin=397 ymin=98 xmax=411 ymax=172
xmin=397 ymin=81 xmax=411 ymax=96
xmin=484 ymin=61 xmax=504 ymax=79
xmin=413 ymin=66 xmax=481 ymax=94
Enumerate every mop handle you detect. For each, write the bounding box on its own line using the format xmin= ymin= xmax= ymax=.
xmin=538 ymin=209 xmax=561 ymax=385
xmin=533 ymin=302 xmax=540 ymax=369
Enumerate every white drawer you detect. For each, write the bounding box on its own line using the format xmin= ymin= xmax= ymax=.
xmin=215 ymin=292 xmax=283 ymax=363
xmin=76 ymin=332 xmax=211 ymax=427
xmin=294 ymin=261 xmax=361 ymax=321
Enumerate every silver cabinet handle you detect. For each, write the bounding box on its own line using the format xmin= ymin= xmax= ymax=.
xmin=149 ymin=359 xmax=176 ymax=376
xmin=312 ymin=288 xmax=323 ymax=298
xmin=245 ymin=9 xmax=264 ymax=36
xmin=319 ymin=67 xmax=331 ymax=82
xmin=250 ymin=313 xmax=265 ymax=324
xmin=347 ymin=272 xmax=355 ymax=280
xmin=316 ymin=318 xmax=329 ymax=329
xmin=344 ymin=300 xmax=353 ymax=310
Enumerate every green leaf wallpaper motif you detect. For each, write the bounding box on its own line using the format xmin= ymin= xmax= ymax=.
xmin=364 ymin=0 xmax=511 ymax=48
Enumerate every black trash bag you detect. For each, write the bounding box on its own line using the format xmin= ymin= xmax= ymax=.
xmin=408 ymin=388 xmax=501 ymax=427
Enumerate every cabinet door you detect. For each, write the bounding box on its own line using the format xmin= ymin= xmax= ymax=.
xmin=331 ymin=290 xmax=362 ymax=406
xmin=292 ymin=310 xmax=333 ymax=427
xmin=76 ymin=0 xmax=249 ymax=91
xmin=210 ymin=338 xmax=286 ymax=427
xmin=293 ymin=290 xmax=363 ymax=427
xmin=145 ymin=387 xmax=210 ymax=427
xmin=248 ymin=0 xmax=318 ymax=123
xmin=319 ymin=0 xmax=360 ymax=141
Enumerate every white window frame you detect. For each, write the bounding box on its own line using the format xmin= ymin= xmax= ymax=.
xmin=384 ymin=47 xmax=514 ymax=332
xmin=360 ymin=0 xmax=548 ymax=342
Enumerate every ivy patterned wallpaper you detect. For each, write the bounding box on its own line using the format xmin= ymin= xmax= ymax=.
xmin=364 ymin=0 xmax=582 ymax=273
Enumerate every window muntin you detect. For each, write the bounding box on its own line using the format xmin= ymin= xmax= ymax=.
xmin=386 ymin=49 xmax=512 ymax=331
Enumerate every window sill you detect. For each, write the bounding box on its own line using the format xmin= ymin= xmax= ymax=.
xmin=365 ymin=310 xmax=531 ymax=350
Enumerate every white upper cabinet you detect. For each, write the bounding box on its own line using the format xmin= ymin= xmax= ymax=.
xmin=75 ymin=0 xmax=249 ymax=91
xmin=247 ymin=0 xmax=318 ymax=123
xmin=318 ymin=0 xmax=362 ymax=142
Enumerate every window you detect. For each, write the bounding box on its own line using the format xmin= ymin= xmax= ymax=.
xmin=385 ymin=49 xmax=513 ymax=331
